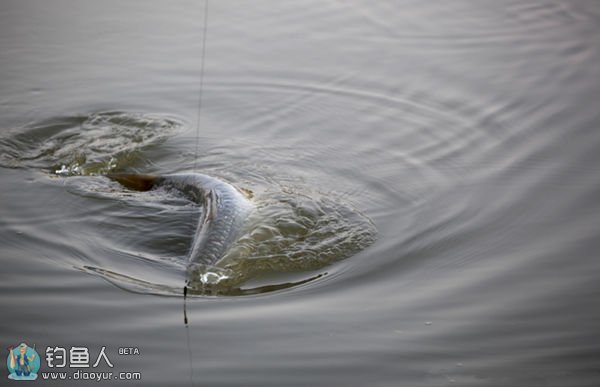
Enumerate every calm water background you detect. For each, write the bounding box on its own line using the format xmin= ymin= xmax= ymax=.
xmin=2 ymin=0 xmax=600 ymax=385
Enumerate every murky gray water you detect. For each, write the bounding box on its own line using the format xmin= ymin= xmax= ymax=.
xmin=2 ymin=1 xmax=600 ymax=385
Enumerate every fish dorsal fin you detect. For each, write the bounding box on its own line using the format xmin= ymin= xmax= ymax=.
xmin=107 ymin=174 xmax=160 ymax=191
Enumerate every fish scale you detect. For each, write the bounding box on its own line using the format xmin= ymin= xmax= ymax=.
xmin=157 ymin=173 xmax=254 ymax=266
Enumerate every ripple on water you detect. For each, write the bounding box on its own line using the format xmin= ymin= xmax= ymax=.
xmin=75 ymin=174 xmax=377 ymax=297
xmin=340 ymin=0 xmax=591 ymax=47
xmin=0 ymin=111 xmax=185 ymax=175
xmin=4 ymin=112 xmax=378 ymax=296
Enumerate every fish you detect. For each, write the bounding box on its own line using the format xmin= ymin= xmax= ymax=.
xmin=95 ymin=173 xmax=326 ymax=298
xmin=106 ymin=173 xmax=254 ymax=282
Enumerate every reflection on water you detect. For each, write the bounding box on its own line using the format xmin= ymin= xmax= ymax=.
xmin=1 ymin=0 xmax=600 ymax=385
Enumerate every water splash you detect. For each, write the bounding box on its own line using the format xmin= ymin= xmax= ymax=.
xmin=2 ymin=111 xmax=377 ymax=296
xmin=0 ymin=111 xmax=185 ymax=175
xmin=83 ymin=179 xmax=377 ymax=297
xmin=177 ymin=187 xmax=377 ymax=295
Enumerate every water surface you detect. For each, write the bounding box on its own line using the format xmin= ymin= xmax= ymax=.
xmin=1 ymin=0 xmax=600 ymax=385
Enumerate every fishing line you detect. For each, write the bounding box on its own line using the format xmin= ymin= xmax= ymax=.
xmin=193 ymin=0 xmax=210 ymax=173
xmin=186 ymin=0 xmax=210 ymax=298
xmin=184 ymin=3 xmax=210 ymax=386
